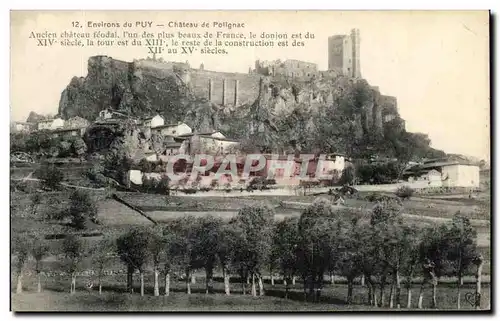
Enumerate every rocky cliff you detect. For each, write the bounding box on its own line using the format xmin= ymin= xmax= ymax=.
xmin=59 ymin=56 xmax=398 ymax=131
xmin=58 ymin=55 xmax=428 ymax=158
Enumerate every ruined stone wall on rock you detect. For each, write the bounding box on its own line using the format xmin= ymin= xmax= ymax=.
xmin=379 ymin=95 xmax=398 ymax=116
xmin=189 ymin=69 xmax=261 ymax=107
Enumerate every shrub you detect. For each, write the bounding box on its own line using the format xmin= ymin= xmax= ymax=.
xmin=68 ymin=190 xmax=98 ymax=229
xmin=366 ymin=192 xmax=383 ymax=202
xmin=85 ymin=163 xmax=109 ymax=187
xmin=396 ymin=185 xmax=414 ymax=200
xmin=138 ymin=159 xmax=153 ymax=173
xmin=156 ymin=176 xmax=170 ymax=195
xmin=36 ymin=164 xmax=64 ymax=190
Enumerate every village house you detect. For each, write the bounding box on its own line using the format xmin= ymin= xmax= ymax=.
xmin=97 ymin=109 xmax=113 ymax=120
xmin=164 ymin=142 xmax=183 ymax=156
xmin=142 ymin=114 xmax=165 ymax=128
xmin=140 ymin=114 xmax=165 ymax=139
xmin=37 ymin=117 xmax=65 ymax=131
xmin=406 ymin=169 xmax=443 ymax=187
xmin=64 ymin=116 xmax=90 ymax=129
xmin=152 ymin=122 xmax=193 ymax=137
xmin=176 ymin=131 xmax=240 ymax=155
xmin=50 ymin=127 xmax=87 ymax=139
xmin=404 ymin=159 xmax=480 ymax=188
xmin=11 ymin=122 xmax=34 ymax=133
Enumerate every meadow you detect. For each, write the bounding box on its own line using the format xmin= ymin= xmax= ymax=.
xmin=10 ymin=174 xmax=492 ymax=312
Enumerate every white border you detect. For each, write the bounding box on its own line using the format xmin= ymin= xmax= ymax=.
xmin=2 ymin=1 xmax=498 ymax=321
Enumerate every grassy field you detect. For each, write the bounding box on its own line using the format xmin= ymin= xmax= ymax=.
xmin=114 ymin=191 xmax=490 ymax=221
xmin=10 ymin=184 xmax=491 ymax=311
xmin=11 ymin=277 xmax=491 ymax=312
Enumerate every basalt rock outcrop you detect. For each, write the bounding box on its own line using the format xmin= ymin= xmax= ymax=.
xmin=58 ymin=55 xmax=431 ymax=158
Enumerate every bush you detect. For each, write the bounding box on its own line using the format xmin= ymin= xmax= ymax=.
xmin=141 ymin=175 xmax=170 ymax=195
xmin=138 ymin=159 xmax=153 ymax=173
xmin=36 ymin=164 xmax=64 ymax=190
xmin=366 ymin=192 xmax=383 ymax=202
xmin=85 ymin=163 xmax=109 ymax=187
xmin=338 ymin=167 xmax=355 ymax=186
xmin=395 ymin=185 xmax=414 ymax=200
xmin=68 ymin=190 xmax=98 ymax=229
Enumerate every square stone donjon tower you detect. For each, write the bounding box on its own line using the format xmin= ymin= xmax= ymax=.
xmin=328 ymin=28 xmax=361 ymax=78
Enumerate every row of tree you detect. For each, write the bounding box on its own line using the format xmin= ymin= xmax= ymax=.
xmin=13 ymin=199 xmax=484 ymax=309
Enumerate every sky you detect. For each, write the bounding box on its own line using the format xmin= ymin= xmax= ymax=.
xmin=10 ymin=10 xmax=490 ymax=160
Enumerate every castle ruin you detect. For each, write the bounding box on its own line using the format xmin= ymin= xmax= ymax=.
xmin=328 ymin=28 xmax=361 ymax=78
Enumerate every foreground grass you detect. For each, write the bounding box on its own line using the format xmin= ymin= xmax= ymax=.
xmin=12 ymin=280 xmax=491 ymax=312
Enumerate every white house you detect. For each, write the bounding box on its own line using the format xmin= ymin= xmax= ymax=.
xmin=199 ymin=135 xmax=240 ymax=155
xmin=37 ymin=117 xmax=65 ymax=131
xmin=152 ymin=122 xmax=192 ymax=137
xmin=98 ymin=109 xmax=113 ymax=120
xmin=37 ymin=119 xmax=53 ymax=131
xmin=410 ymin=160 xmax=481 ymax=188
xmin=407 ymin=169 xmax=443 ymax=188
xmin=143 ymin=114 xmax=165 ymax=128
xmin=12 ymin=122 xmax=33 ymax=133
xmin=51 ymin=117 xmax=65 ymax=130
xmin=441 ymin=163 xmax=480 ymax=188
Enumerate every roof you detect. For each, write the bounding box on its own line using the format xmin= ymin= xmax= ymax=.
xmin=36 ymin=118 xmax=55 ymax=123
xmin=421 ymin=160 xmax=477 ymax=168
xmin=165 ymin=143 xmax=182 ymax=148
xmin=52 ymin=127 xmax=86 ymax=133
xmin=152 ymin=122 xmax=188 ymax=130
xmin=199 ymin=135 xmax=239 ymax=143
xmin=143 ymin=114 xmax=163 ymax=121
xmin=94 ymin=120 xmax=121 ymax=126
xmin=178 ymin=130 xmax=218 ymax=137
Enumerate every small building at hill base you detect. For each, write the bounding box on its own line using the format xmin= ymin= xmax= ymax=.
xmin=405 ymin=159 xmax=480 ymax=188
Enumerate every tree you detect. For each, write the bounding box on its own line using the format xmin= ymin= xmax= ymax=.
xmin=62 ymin=235 xmax=84 ymax=295
xmin=418 ymin=224 xmax=449 ymax=309
xmin=148 ymin=227 xmax=166 ymax=297
xmin=338 ymin=166 xmax=355 ymax=186
xmin=445 ymin=214 xmax=478 ymax=309
xmin=161 ymin=224 xmax=176 ymax=296
xmin=12 ymin=235 xmax=30 ymax=294
xmin=217 ymin=221 xmax=239 ymax=296
xmin=29 ymin=192 xmax=42 ymax=217
xmin=193 ymin=216 xmax=223 ymax=294
xmin=337 ymin=217 xmax=365 ymax=304
xmin=116 ymin=227 xmax=151 ymax=296
xmin=90 ymin=238 xmax=114 ymax=295
xmin=400 ymin=225 xmax=422 ymax=308
xmin=369 ymin=199 xmax=404 ymax=307
xmin=233 ymin=204 xmax=275 ymax=297
xmin=273 ymin=217 xmax=300 ymax=299
xmin=71 ymin=137 xmax=87 ymax=160
xmin=37 ymin=164 xmax=64 ymax=190
xmin=165 ymin=217 xmax=198 ymax=294
xmin=68 ymin=190 xmax=98 ymax=229
xmin=31 ymin=236 xmax=50 ymax=293
xmin=297 ymin=198 xmax=345 ymax=302
xmin=355 ymin=224 xmax=381 ymax=306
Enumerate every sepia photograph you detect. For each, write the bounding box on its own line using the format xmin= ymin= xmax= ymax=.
xmin=9 ymin=10 xmax=491 ymax=312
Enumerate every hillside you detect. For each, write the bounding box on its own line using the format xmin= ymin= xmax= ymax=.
xmin=57 ymin=55 xmax=445 ymax=160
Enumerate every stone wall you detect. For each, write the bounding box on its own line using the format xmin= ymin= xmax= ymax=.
xmin=189 ymin=69 xmax=261 ymax=106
